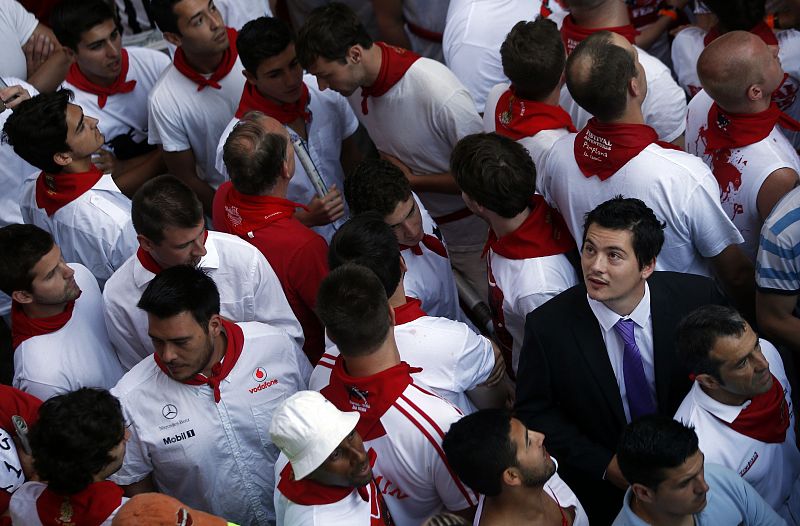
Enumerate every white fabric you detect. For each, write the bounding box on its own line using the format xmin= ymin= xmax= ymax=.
xmin=103 ymin=230 xmax=304 ymax=371
xmin=13 ymin=264 xmax=124 ymax=401
xmin=9 ymin=481 xmax=127 ymax=526
xmin=686 ymin=89 xmax=800 ymax=261
xmin=111 ymin=321 xmax=312 ymax=526
xmin=538 ymin=135 xmax=744 ymax=276
xmin=0 ymin=76 xmax=37 ymax=228
xmin=674 ymin=339 xmax=800 ymax=524
xmin=0 ymin=0 xmax=37 ymax=80
xmin=20 ymin=173 xmax=137 ymax=287
xmin=216 ymin=0 xmax=273 ymax=30
xmin=402 ymin=0 xmax=448 ymax=61
xmin=0 ymin=427 xmax=23 ymax=495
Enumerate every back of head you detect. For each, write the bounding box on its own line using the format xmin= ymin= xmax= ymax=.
xmin=0 ymin=224 xmax=54 ymax=296
xmin=697 ymin=31 xmax=762 ymax=112
xmin=344 ymin=159 xmax=412 ymax=217
xmin=316 ymin=263 xmax=392 ymax=357
xmin=451 ymin=132 xmax=536 ymax=218
xmin=676 ymin=305 xmax=747 ymax=381
xmin=296 ymin=2 xmax=373 ymax=68
xmin=237 ymin=17 xmax=296 ymax=75
xmin=500 ymin=18 xmax=565 ymax=100
xmin=149 ymin=0 xmax=182 ymax=35
xmin=51 ymin=0 xmax=116 ymax=51
xmin=30 ymin=388 xmax=124 ymax=495
xmin=703 ymin=0 xmax=765 ymax=32
xmin=131 ymin=175 xmax=204 ymax=243
xmin=137 ymin=265 xmax=221 ymax=328
xmin=2 ymin=89 xmax=72 ymax=173
xmin=223 ymin=112 xmax=288 ymax=195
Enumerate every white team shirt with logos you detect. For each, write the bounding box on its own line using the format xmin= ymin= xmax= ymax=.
xmin=9 ymin=481 xmax=127 ymax=526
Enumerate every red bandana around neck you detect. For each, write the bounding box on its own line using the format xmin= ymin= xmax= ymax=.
xmin=494 ymin=87 xmax=576 ymax=141
xmin=726 ymin=374 xmax=790 ymax=443
xmin=35 ymin=165 xmax=104 ymax=217
xmin=560 ymin=15 xmax=638 ymax=55
xmin=393 ymin=297 xmax=427 ymax=325
xmin=235 ymin=81 xmax=312 ymax=123
xmin=360 ymin=42 xmax=421 ymax=114
xmin=702 ymin=101 xmax=800 ymax=153
xmin=483 ymin=195 xmax=576 ymax=259
xmin=222 ymin=188 xmax=306 ymax=237
xmin=36 ymin=481 xmax=124 ymax=526
xmin=704 ymin=21 xmax=778 ymax=47
xmin=66 ymin=48 xmax=137 ymax=108
xmin=278 ymin=448 xmax=378 ymax=505
xmin=399 ymin=233 xmax=448 ymax=259
xmin=173 ymin=27 xmax=238 ymax=91
xmin=136 ymin=230 xmax=209 ymax=275
xmin=574 ymin=118 xmax=680 ymax=180
xmin=154 ymin=318 xmax=244 ymax=402
xmin=11 ymin=298 xmax=78 ymax=350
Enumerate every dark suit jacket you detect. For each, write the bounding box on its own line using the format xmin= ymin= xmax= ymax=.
xmin=515 ymin=271 xmax=727 ymax=525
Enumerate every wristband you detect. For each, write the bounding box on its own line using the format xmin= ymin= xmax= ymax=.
xmin=659 ymin=7 xmax=679 ymax=21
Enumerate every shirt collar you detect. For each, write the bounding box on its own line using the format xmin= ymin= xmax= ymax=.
xmin=92 ymin=173 xmax=123 ymax=193
xmin=133 ymin=231 xmax=220 ymax=288
xmin=587 ymin=282 xmax=651 ymax=332
xmin=690 ymin=376 xmax=749 ymax=424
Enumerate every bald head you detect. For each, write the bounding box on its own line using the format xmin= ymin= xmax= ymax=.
xmin=223 ymin=111 xmax=293 ymax=195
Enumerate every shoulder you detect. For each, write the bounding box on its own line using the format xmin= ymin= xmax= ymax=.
xmin=112 ymin=359 xmax=162 ymax=399
xmin=127 ymin=47 xmax=171 ymax=71
xmin=103 ymin=255 xmax=138 ymax=295
xmin=647 ymin=271 xmax=719 ymax=296
xmin=528 ymin=283 xmax=587 ymax=322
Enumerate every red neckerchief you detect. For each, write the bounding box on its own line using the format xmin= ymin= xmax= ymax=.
xmin=494 ymin=87 xmax=576 ymax=140
xmin=36 ymin=481 xmax=124 ymax=526
xmin=66 ymin=49 xmax=137 ymax=108
xmin=560 ymin=15 xmax=639 ymax=55
xmin=173 ymin=27 xmax=238 ymax=91
xmin=726 ymin=373 xmax=790 ymax=443
xmin=702 ymin=101 xmax=800 ymax=152
xmin=235 ymin=81 xmax=312 ymax=122
xmin=399 ymin=234 xmax=448 ymax=259
xmin=136 ymin=230 xmax=209 ymax=275
xmin=321 ymin=359 xmax=421 ymax=441
xmin=360 ymin=42 xmax=421 ymax=115
xmin=704 ymin=21 xmax=777 ymax=47
xmin=483 ymin=195 xmax=576 ymax=259
xmin=222 ymin=187 xmax=307 ymax=237
xmin=154 ymin=318 xmax=244 ymax=403
xmin=35 ymin=166 xmax=104 ymax=217
xmin=278 ymin=448 xmax=378 ymax=505
xmin=574 ymin=118 xmax=681 ymax=180
xmin=393 ymin=297 xmax=427 ymax=325
xmin=11 ymin=298 xmax=79 ymax=350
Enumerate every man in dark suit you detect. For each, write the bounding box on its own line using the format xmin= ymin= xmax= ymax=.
xmin=515 ymin=196 xmax=728 ymax=525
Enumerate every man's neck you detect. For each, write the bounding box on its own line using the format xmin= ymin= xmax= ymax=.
xmin=489 ymin=206 xmax=531 ymax=238
xmin=181 ymin=48 xmax=225 ymax=75
xmin=79 ymin=64 xmax=118 ymax=88
xmin=388 ymin=283 xmax=407 ymax=309
xmin=201 ymin=330 xmax=228 ymax=377
xmin=571 ymin=0 xmax=630 ymax=28
xmin=63 ymin=158 xmax=95 ymax=174
xmin=267 ymin=178 xmax=289 ymax=199
xmin=717 ymin=97 xmax=773 ymax=116
xmin=483 ymin=486 xmax=558 ymax=524
xmin=512 ymin=84 xmax=561 ymax=107
xmin=21 ymin=301 xmax=68 ymax=319
xmin=361 ymin=45 xmax=384 ymax=88
xmin=699 ymin=383 xmax=750 ymax=407
xmin=602 ymin=104 xmax=646 ymax=127
xmin=342 ymin=336 xmax=401 ymax=377
xmin=603 ymin=282 xmax=646 ymax=317
xmin=630 ymin=494 xmax=695 ymax=526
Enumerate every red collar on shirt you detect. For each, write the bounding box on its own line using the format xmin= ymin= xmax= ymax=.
xmin=702 ymin=100 xmax=800 ymax=152
xmin=154 ymin=318 xmax=244 ymax=403
xmin=277 ymin=448 xmax=378 ymax=505
xmin=235 ymin=81 xmax=312 ymax=123
xmin=393 ymin=297 xmax=427 ymax=325
xmin=10 ymin=298 xmax=79 ymax=350
xmin=399 ymin=233 xmax=448 ymax=259
xmin=34 ymin=166 xmax=104 ymax=217
xmin=483 ymin=195 xmax=576 ymax=259
xmin=36 ymin=481 xmax=124 ymax=526
xmin=704 ymin=21 xmax=777 ymax=47
xmin=360 ymin=42 xmax=421 ymax=115
xmin=173 ymin=27 xmax=238 ymax=91
xmin=65 ymin=48 xmax=137 ymax=108
xmin=560 ymin=15 xmax=638 ymax=55
xmin=725 ymin=373 xmax=790 ymax=443
xmin=494 ymin=87 xmax=576 ymax=141
xmin=221 ymin=187 xmax=306 ymax=237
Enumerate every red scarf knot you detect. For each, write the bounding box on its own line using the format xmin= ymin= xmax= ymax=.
xmin=36 ymin=481 xmax=124 ymax=526
xmin=173 ymin=27 xmax=238 ymax=91
xmin=726 ymin=373 xmax=790 ymax=444
xmin=11 ymin=298 xmax=78 ymax=350
xmin=35 ymin=165 xmax=104 ymax=217
xmin=702 ymin=101 xmax=800 ymax=153
xmin=222 ymin=186 xmax=306 ymax=237
xmin=360 ymin=42 xmax=421 ymax=115
xmin=560 ymin=15 xmax=639 ymax=55
xmin=393 ymin=297 xmax=427 ymax=325
xmin=494 ymin=87 xmax=576 ymax=140
xmin=235 ymin=81 xmax=312 ymax=123
xmin=66 ymin=48 xmax=137 ymax=108
xmin=704 ymin=21 xmax=777 ymax=47
xmin=399 ymin=233 xmax=448 ymax=259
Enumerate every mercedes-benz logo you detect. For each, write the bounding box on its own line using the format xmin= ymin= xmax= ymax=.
xmin=162 ymin=404 xmax=178 ymax=420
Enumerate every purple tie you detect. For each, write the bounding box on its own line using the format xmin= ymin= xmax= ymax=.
xmin=613 ymin=318 xmax=657 ymax=420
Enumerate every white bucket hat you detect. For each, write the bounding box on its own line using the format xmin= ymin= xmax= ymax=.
xmin=269 ymin=391 xmax=361 ymax=480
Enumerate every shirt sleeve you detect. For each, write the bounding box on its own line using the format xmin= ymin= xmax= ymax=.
xmin=757 ymin=213 xmax=800 ymax=293
xmin=453 ymin=327 xmax=495 ymax=392
xmin=0 ymin=0 xmax=37 ymax=47
xmin=434 ymin=88 xmax=484 ymax=148
xmin=337 ymin=94 xmax=359 ymax=139
xmin=250 ymin=248 xmax=305 ymax=349
xmin=685 ymin=165 xmax=745 ymax=258
xmin=640 ymin=51 xmax=687 ymax=142
xmin=147 ymin=84 xmax=191 ymax=151
xmin=103 ymin=286 xmax=149 ymax=371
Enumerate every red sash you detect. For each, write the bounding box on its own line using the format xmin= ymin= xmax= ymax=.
xmin=494 ymin=87 xmax=576 ymax=141
xmin=235 ymin=81 xmax=312 ymax=123
xmin=393 ymin=297 xmax=427 ymax=325
xmin=35 ymin=166 xmax=104 ymax=217
xmin=11 ymin=299 xmax=78 ymax=350
xmin=222 ymin=188 xmax=306 ymax=237
xmin=560 ymin=15 xmax=639 ymax=55
xmin=360 ymin=42 xmax=421 ymax=115
xmin=65 ymin=49 xmax=137 ymax=108
xmin=702 ymin=101 xmax=800 ymax=152
xmin=726 ymin=374 xmax=790 ymax=444
xmin=173 ymin=27 xmax=238 ymax=91
xmin=399 ymin=234 xmax=448 ymax=259
xmin=36 ymin=481 xmax=124 ymax=526
xmin=704 ymin=21 xmax=777 ymax=47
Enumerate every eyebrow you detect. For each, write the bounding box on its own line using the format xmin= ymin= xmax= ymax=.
xmin=523 ymin=423 xmax=529 ymax=449
xmin=188 ymin=1 xmax=212 ymax=23
xmin=76 ymin=109 xmax=85 ymax=133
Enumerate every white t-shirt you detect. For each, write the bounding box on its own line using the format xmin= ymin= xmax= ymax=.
xmin=10 ymin=481 xmax=127 ymax=526
xmin=402 ymin=0 xmax=449 ymax=61
xmin=13 ymin=264 xmax=124 ymax=401
xmin=0 ymin=0 xmax=37 ymax=80
xmin=686 ymin=89 xmax=800 ymax=261
xmin=103 ymin=230 xmax=304 ymax=371
xmin=114 ymin=0 xmax=271 ymax=35
xmin=20 ymin=172 xmax=137 ymax=287
xmin=0 ymin=76 xmax=37 ymax=228
xmin=111 ymin=321 xmax=312 ymax=526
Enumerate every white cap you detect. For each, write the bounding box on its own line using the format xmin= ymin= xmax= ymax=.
xmin=269 ymin=391 xmax=360 ymax=480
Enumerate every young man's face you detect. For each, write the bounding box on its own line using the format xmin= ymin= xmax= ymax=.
xmin=26 ymin=244 xmax=81 ymax=306
xmin=171 ymin=0 xmax=228 ymax=56
xmin=508 ymin=418 xmax=556 ymax=487
xmin=142 ymin=221 xmax=207 ymax=269
xmin=63 ymin=103 xmax=105 ymax=161
xmin=647 ymin=451 xmax=709 ymax=517
xmin=148 ymin=311 xmax=219 ymax=381
xmin=309 ymin=429 xmax=372 ymax=488
xmin=384 ymin=196 xmax=424 ymax=247
xmin=709 ymin=322 xmax=774 ymax=400
xmin=307 ymin=55 xmax=361 ymax=97
xmin=74 ymin=19 xmax=122 ymax=84
xmin=248 ymin=43 xmax=305 ymax=105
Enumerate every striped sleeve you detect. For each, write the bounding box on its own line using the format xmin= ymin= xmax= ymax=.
xmin=757 ymin=205 xmax=800 ymax=294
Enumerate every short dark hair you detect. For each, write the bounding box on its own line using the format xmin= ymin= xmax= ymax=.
xmin=51 ymin=0 xmax=116 ymax=51
xmin=328 ymin=213 xmax=402 ymax=297
xmin=237 ymin=17 xmax=295 ymax=74
xmin=703 ymin=0 xmax=764 ymax=31
xmin=30 ymin=388 xmax=125 ymax=495
xmin=566 ymin=31 xmax=638 ymax=121
xmin=617 ymin=415 xmax=699 ymax=490
xmin=451 ymin=133 xmax=536 ymax=218
xmin=149 ymin=0 xmax=182 ymax=35
xmin=137 ymin=265 xmax=220 ymax=328
xmin=582 ymin=196 xmax=665 ymax=269
xmin=2 ymin=89 xmax=73 ymax=173
xmin=442 ymin=409 xmax=516 ymax=496
xmin=131 ymin=175 xmax=204 ymax=244
xmin=676 ymin=305 xmax=748 ymax=380
xmin=295 ymin=2 xmax=373 ymax=68
xmin=316 ymin=263 xmax=392 ymax=357
xmin=345 ymin=159 xmax=412 ymax=217
xmin=0 ymin=224 xmax=55 ymax=295
xmin=500 ymin=18 xmax=565 ymax=100
xmin=223 ymin=112 xmax=288 ymax=195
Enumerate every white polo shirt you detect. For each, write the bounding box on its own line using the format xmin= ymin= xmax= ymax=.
xmin=13 ymin=263 xmax=124 ymax=401
xmin=111 ymin=321 xmax=312 ymax=526
xmin=0 ymin=77 xmax=37 ymax=228
xmin=103 ymin=230 xmax=303 ymax=371
xmin=9 ymin=481 xmax=127 ymax=526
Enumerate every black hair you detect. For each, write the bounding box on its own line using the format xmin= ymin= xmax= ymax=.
xmin=2 ymin=90 xmax=73 ymax=173
xmin=344 ymin=159 xmax=412 ymax=217
xmin=237 ymin=16 xmax=296 ymax=74
xmin=500 ymin=18 xmax=565 ymax=100
xmin=676 ymin=305 xmax=748 ymax=380
xmin=51 ymin=0 xmax=116 ymax=51
xmin=138 ymin=265 xmax=220 ymax=328
xmin=0 ymin=224 xmax=55 ymax=295
xmin=224 ymin=112 xmax=288 ymax=195
xmin=131 ymin=175 xmax=204 ymax=244
xmin=149 ymin=0 xmax=182 ymax=35
xmin=295 ymin=2 xmax=373 ymax=68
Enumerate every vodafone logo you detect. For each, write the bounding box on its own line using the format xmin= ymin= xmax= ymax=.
xmin=253 ymin=367 xmax=267 ymax=382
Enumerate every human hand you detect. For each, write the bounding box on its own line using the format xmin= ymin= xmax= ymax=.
xmin=0 ymin=85 xmax=31 ymax=112
xmin=93 ymin=149 xmax=117 ymax=174
xmin=299 ymin=185 xmax=345 ymax=226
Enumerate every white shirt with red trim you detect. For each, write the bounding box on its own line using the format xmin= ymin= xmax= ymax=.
xmin=686 ymin=89 xmax=800 ymax=261
xmin=402 ymin=0 xmax=448 ymax=61
xmin=9 ymin=481 xmax=127 ymax=526
xmin=102 ymin=230 xmax=304 ymax=371
xmin=110 ymin=321 xmax=312 ymax=526
xmin=674 ymin=339 xmax=800 ymax=524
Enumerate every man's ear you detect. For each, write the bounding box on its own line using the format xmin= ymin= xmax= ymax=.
xmin=53 ymin=151 xmax=73 ymax=168
xmin=243 ymin=69 xmax=257 ymax=86
xmin=137 ymin=234 xmax=156 ymax=252
xmin=347 ymin=44 xmax=362 ymax=64
xmin=640 ymin=258 xmax=656 ymax=280
xmin=163 ymin=31 xmax=182 ymax=48
xmin=11 ymin=290 xmax=33 ymax=305
xmin=502 ymin=466 xmax=522 ymax=487
xmin=746 ymin=83 xmax=766 ymax=103
xmin=631 ymin=482 xmax=656 ymax=504
xmin=695 ymin=372 xmax=720 ymax=391
xmin=207 ymin=313 xmax=223 ymax=337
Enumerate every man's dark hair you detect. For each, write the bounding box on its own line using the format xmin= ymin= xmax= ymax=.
xmin=442 ymin=409 xmax=516 ymax=496
xmin=295 ymin=2 xmax=373 ymax=68
xmin=617 ymin=415 xmax=699 ymax=489
xmin=328 ymin=213 xmax=402 ymax=297
xmin=2 ymin=90 xmax=73 ymax=173
xmin=676 ymin=305 xmax=748 ymax=381
xmin=223 ymin=112 xmax=288 ymax=195
xmin=0 ymin=224 xmax=55 ymax=295
xmin=566 ymin=31 xmax=638 ymax=121
xmin=30 ymin=388 xmax=125 ymax=495
xmin=316 ymin=263 xmax=392 ymax=357
xmin=131 ymin=175 xmax=204 ymax=244
xmin=451 ymin=133 xmax=535 ymax=218
xmin=500 ymin=18 xmax=565 ymax=100
xmin=582 ymin=196 xmax=665 ymax=269
xmin=51 ymin=0 xmax=116 ymax=51
xmin=149 ymin=0 xmax=182 ymax=35
xmin=345 ymin=159 xmax=412 ymax=217
xmin=703 ymin=0 xmax=764 ymax=32
xmin=237 ymin=17 xmax=296 ymax=74
xmin=138 ymin=265 xmax=220 ymax=328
